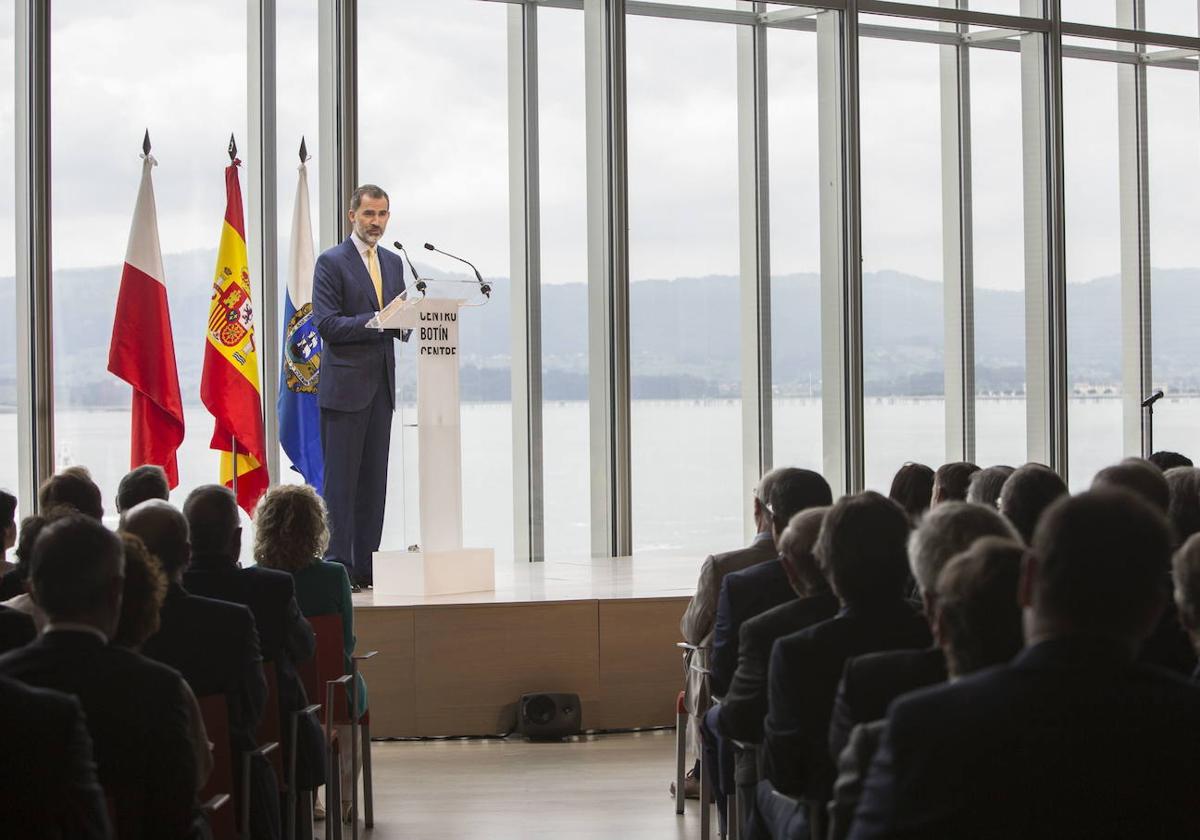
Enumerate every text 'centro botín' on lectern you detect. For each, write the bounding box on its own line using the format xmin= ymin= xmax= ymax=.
xmin=368 ymin=294 xmax=495 ymax=597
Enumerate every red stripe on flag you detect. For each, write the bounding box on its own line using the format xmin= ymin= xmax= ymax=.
xmin=107 ymin=261 xmax=185 ymax=488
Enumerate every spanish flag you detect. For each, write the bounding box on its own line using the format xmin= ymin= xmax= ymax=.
xmin=201 ymin=151 xmax=268 ymax=515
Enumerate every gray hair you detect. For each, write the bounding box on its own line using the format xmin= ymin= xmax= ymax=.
xmin=1173 ymin=531 xmax=1200 ymax=634
xmin=350 ymin=183 xmax=389 ymax=211
xmin=966 ymin=466 xmax=1015 ymax=509
xmin=1166 ymin=467 xmax=1200 ymax=546
xmin=908 ymin=501 xmax=1018 ymax=595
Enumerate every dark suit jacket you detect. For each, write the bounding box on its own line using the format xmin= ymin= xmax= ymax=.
xmin=0 ymin=603 xmax=35 ymax=654
xmin=717 ymin=592 xmax=839 ymax=745
xmin=312 ymin=236 xmax=406 ymax=412
xmin=1138 ymin=599 xmax=1197 ymax=675
xmin=828 ymin=647 xmax=947 ymax=764
xmin=0 ymin=630 xmax=196 ymax=838
xmin=848 ymin=637 xmax=1200 ymax=839
xmin=0 ymin=674 xmax=109 ymax=840
xmin=760 ymin=600 xmax=931 ymax=800
xmin=711 ymin=558 xmax=795 ymax=698
xmin=143 ymin=583 xmax=267 ymax=755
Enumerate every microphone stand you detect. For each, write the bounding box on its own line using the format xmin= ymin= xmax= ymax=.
xmin=1141 ymin=390 xmax=1164 ymax=459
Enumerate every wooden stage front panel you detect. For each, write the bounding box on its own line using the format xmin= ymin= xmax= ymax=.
xmin=354 ymin=595 xmax=690 ymax=738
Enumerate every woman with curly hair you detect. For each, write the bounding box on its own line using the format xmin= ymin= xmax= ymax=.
xmin=114 ymin=531 xmax=213 ymax=789
xmin=255 ymin=484 xmax=364 ymax=822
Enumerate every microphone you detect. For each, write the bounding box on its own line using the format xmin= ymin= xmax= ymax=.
xmin=393 ymin=242 xmax=426 ymax=294
xmin=1142 ymin=390 xmax=1165 ymax=408
xmin=424 ymin=242 xmax=491 ymax=298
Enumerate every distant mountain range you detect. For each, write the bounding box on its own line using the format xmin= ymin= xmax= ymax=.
xmin=2 ymin=251 xmax=1198 ymax=407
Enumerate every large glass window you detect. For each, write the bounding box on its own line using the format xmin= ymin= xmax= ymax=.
xmin=0 ymin=2 xmax=15 ymax=507
xmin=359 ymin=0 xmax=513 ymax=558
xmin=767 ymin=26 xmax=823 ymax=474
xmin=538 ymin=8 xmax=590 ymax=558
xmin=860 ymin=31 xmax=945 ymax=490
xmin=1063 ymin=57 xmax=1122 ymax=489
xmin=51 ymin=0 xmax=248 ymax=523
xmin=626 ymin=15 xmax=743 ymax=555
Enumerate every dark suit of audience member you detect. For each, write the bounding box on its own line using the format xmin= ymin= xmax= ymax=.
xmin=0 ymin=515 xmax=199 ymax=839
xmin=850 ymin=490 xmax=1200 ymax=840
xmin=0 ymin=602 xmax=35 ymax=653
xmin=758 ymin=492 xmax=930 ymax=840
xmin=182 ymin=485 xmax=323 ymax=790
xmin=827 ymin=647 xmax=945 ymax=766
xmin=0 ymin=674 xmax=110 ymax=840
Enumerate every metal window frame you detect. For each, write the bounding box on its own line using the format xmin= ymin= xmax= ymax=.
xmin=585 ymin=0 xmax=633 ymax=557
xmin=737 ymin=1 xmax=773 ymax=538
xmin=15 ymin=0 xmax=52 ymax=511
xmin=248 ymin=0 xmax=281 ymax=485
xmin=319 ymin=0 xmax=357 ymax=251
xmin=508 ymin=2 xmax=547 ymax=561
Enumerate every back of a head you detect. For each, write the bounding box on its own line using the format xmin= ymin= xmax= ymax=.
xmin=1150 ymin=450 xmax=1193 ymax=472
xmin=1092 ymin=458 xmax=1170 ymax=514
xmin=999 ymin=463 xmax=1068 ymax=544
xmin=768 ymin=468 xmax=833 ymax=534
xmin=935 ymin=536 xmax=1025 ymax=676
xmin=30 ymin=514 xmax=125 ymax=624
xmin=116 ymin=465 xmax=170 ymax=514
xmin=1031 ymin=490 xmax=1171 ymax=641
xmin=777 ymin=507 xmax=830 ymax=597
xmin=253 ymin=484 xmax=329 ymax=572
xmin=908 ymin=501 xmax=1018 ymax=597
xmin=13 ymin=505 xmax=75 ymax=581
xmin=888 ymin=462 xmax=935 ymax=523
xmin=933 ymin=462 xmax=981 ymax=505
xmin=966 ymin=466 xmax=1015 ymax=509
xmin=121 ymin=499 xmax=191 ymax=577
xmin=0 ymin=489 xmax=16 ymax=534
xmin=1165 ymin=467 xmax=1200 ymax=546
xmin=815 ymin=491 xmax=910 ymax=605
xmin=1172 ymin=532 xmax=1200 ymax=636
xmin=182 ymin=485 xmax=240 ymax=560
xmin=38 ymin=471 xmax=104 ymax=521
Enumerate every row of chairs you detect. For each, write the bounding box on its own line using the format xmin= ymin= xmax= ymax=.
xmin=195 ymin=613 xmax=377 ymax=840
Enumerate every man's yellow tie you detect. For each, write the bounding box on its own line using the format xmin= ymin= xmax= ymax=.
xmin=367 ymin=245 xmax=384 ymax=308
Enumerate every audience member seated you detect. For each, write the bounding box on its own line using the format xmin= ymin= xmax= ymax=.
xmin=757 ymin=492 xmax=930 ymax=840
xmin=887 ymin=463 xmax=934 ymax=525
xmin=675 ymin=468 xmax=786 ymax=797
xmin=126 ymin=498 xmax=278 ymax=838
xmin=115 ymin=464 xmax=170 ymax=515
xmin=930 ymin=461 xmax=979 ymax=506
xmin=1165 ymin=466 xmax=1200 ymax=545
xmin=1092 ymin=458 xmax=1195 ymax=674
xmin=1171 ymin=532 xmax=1200 ymax=680
xmin=0 ymin=489 xmax=16 ymax=578
xmin=710 ymin=469 xmax=834 ymax=700
xmin=1150 ymin=449 xmax=1193 ymax=471
xmin=182 ymin=485 xmax=324 ymax=792
xmin=997 ymin=463 xmax=1067 ymax=544
xmin=965 ymin=465 xmax=1013 ymax=509
xmin=848 ymin=490 xmax=1200 ymax=839
xmin=708 ymin=507 xmax=837 ymax=832
xmin=828 ymin=502 xmax=1017 ymax=762
xmin=829 ymin=537 xmax=1025 ymax=840
xmin=0 ymin=514 xmax=200 ymax=838
xmin=0 ymin=674 xmax=110 ymax=840
xmin=256 ymin=484 xmax=367 ymax=825
xmin=0 ymin=602 xmax=34 ymax=654
xmin=37 ymin=469 xmax=104 ymax=520
xmin=0 ymin=506 xmax=74 ymax=629
xmin=113 ymin=531 xmax=213 ymax=790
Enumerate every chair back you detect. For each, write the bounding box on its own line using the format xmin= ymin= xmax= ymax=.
xmin=197 ymin=694 xmax=238 ymax=840
xmin=308 ymin=613 xmax=353 ymax=720
xmin=257 ymin=662 xmax=287 ymax=791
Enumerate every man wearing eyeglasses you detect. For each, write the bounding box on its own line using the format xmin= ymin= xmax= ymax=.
xmin=673 ymin=469 xmax=787 ymax=798
xmin=312 ymin=184 xmax=408 ymax=591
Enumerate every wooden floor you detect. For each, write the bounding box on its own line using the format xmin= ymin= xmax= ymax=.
xmin=329 ymin=730 xmax=703 ymax=839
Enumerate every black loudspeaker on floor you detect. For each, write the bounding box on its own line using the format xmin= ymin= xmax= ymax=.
xmin=518 ymin=692 xmax=582 ymax=741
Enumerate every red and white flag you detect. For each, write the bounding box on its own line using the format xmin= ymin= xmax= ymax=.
xmin=107 ymin=149 xmax=186 ymax=488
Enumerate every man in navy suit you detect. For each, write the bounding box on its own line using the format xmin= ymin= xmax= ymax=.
xmin=313 ymin=184 xmax=407 ymax=588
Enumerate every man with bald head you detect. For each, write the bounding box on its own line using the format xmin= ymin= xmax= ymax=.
xmin=181 ymin=485 xmax=323 ymax=792
xmin=125 ymin=499 xmax=276 ymax=837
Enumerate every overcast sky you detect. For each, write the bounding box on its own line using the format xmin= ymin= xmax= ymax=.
xmin=0 ymin=0 xmax=1195 ymax=293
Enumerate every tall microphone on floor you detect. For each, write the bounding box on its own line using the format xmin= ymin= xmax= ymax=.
xmin=1141 ymin=390 xmax=1165 ymax=459
xmin=394 ymin=242 xmax=427 ymax=294
xmin=424 ymin=242 xmax=491 ymax=298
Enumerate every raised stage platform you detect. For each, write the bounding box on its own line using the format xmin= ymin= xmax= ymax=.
xmin=351 ymin=554 xmax=704 ymax=738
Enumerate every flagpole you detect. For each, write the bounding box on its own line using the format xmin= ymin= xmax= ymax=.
xmin=231 ymin=435 xmax=239 ymax=500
